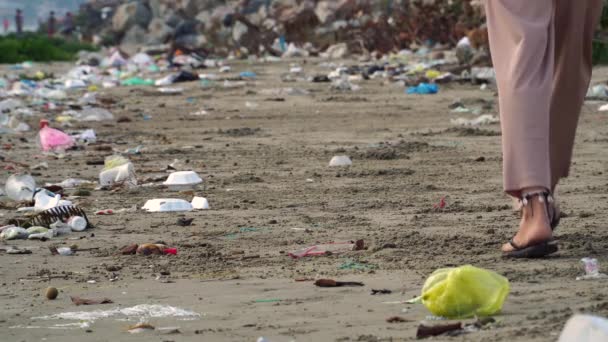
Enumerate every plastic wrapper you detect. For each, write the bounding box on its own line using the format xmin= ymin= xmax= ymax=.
xmin=103 ymin=155 xmax=129 ymax=171
xmin=576 ymin=258 xmax=608 ymax=280
xmin=0 ymin=226 xmax=29 ymax=240
xmin=38 ymin=123 xmax=75 ymax=152
xmin=421 ymin=265 xmax=510 ymax=318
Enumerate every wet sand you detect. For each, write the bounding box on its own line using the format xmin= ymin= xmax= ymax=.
xmin=1 ymin=60 xmax=607 ymax=341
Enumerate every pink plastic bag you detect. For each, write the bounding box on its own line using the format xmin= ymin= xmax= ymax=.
xmin=288 ymin=240 xmax=364 ymax=259
xmin=38 ymin=120 xmax=74 ymax=152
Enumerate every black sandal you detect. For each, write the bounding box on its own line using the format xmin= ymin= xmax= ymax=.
xmin=503 ymin=191 xmax=559 ymax=259
xmin=502 ymin=239 xmax=558 ymax=258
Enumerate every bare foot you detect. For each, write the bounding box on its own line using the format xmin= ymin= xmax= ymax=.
xmin=502 ymin=191 xmax=553 ymax=252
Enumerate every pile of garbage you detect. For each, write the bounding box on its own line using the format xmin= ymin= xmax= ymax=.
xmin=75 ymin=0 xmax=488 ymax=61
xmin=0 ymin=54 xmax=216 ymax=252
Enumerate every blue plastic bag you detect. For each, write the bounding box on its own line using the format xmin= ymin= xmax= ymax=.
xmin=407 ymin=83 xmax=439 ymax=95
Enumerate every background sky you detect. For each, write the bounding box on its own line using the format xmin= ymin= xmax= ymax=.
xmin=0 ymin=0 xmax=86 ymax=31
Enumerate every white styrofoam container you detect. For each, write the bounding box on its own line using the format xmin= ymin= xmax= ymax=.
xmin=329 ymin=155 xmax=352 ymax=167
xmin=142 ymin=199 xmax=193 ymax=212
xmin=559 ymin=315 xmax=608 ymax=342
xmin=163 ymin=171 xmax=203 ymax=191
xmin=191 ymin=196 xmax=210 ymax=210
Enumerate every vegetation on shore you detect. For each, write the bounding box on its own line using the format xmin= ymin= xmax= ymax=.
xmin=0 ymin=33 xmax=97 ymax=64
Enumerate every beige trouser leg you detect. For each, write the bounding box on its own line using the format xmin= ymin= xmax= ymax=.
xmin=550 ymin=0 xmax=603 ymax=189
xmin=485 ymin=0 xmax=602 ymax=197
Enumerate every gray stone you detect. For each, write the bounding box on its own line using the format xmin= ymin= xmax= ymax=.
xmin=147 ymin=18 xmax=173 ymax=44
xmin=112 ymin=1 xmax=152 ymax=33
xmin=121 ymin=25 xmax=147 ymax=47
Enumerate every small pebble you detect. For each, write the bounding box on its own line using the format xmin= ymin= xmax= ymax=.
xmin=46 ymin=287 xmax=58 ymax=300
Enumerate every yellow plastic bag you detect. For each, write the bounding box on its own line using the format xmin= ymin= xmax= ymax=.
xmin=425 ymin=69 xmax=441 ymax=80
xmin=103 ymin=155 xmax=129 ymax=171
xmin=421 ymin=265 xmax=510 ymax=318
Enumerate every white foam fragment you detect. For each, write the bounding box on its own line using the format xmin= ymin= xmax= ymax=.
xmin=32 ymin=304 xmax=200 ymax=321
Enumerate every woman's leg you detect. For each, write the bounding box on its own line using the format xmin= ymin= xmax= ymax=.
xmin=485 ymin=0 xmax=555 ymax=198
xmin=485 ymin=0 xmax=556 ymax=253
xmin=550 ymin=0 xmax=603 ymax=190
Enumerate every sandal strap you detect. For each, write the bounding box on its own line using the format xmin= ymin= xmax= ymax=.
xmin=521 ymin=190 xmax=553 ymax=206
xmin=509 ymin=238 xmax=522 ymax=251
xmin=520 ymin=190 xmax=556 ymax=223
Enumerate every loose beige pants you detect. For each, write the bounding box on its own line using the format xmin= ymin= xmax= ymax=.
xmin=485 ymin=0 xmax=603 ymax=197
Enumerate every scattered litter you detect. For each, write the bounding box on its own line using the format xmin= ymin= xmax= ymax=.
xmin=71 ymin=296 xmax=113 ymax=306
xmin=2 ymin=246 xmax=32 ymax=254
xmin=95 ymin=209 xmax=114 ymax=215
xmin=558 ymin=314 xmax=608 ymax=342
xmin=158 ymin=87 xmax=183 ymax=94
xmin=338 ymin=260 xmax=377 ymax=270
xmin=34 ymin=190 xmax=72 ymax=211
xmin=289 ymin=240 xmax=365 ymax=258
xmin=329 ymin=155 xmax=352 ymax=167
xmin=72 ymin=108 xmax=114 ymax=122
xmin=417 ymin=322 xmax=463 ymax=339
xmin=433 ymin=197 xmax=447 ymax=209
xmin=314 ymin=279 xmax=364 ymax=287
xmin=451 ymin=114 xmax=499 ymax=126
xmin=23 ymin=205 xmax=91 ymax=229
xmin=245 ymin=101 xmax=259 ymax=109
xmin=386 ymin=316 xmax=410 ymax=323
xmin=142 ymin=199 xmax=193 ymax=212
xmin=30 ymin=162 xmax=49 ymax=170
xmin=68 ymin=216 xmax=88 ymax=232
xmin=371 ymin=289 xmax=392 ymax=295
xmin=331 ymin=76 xmax=360 ymax=91
xmin=587 ymin=84 xmax=608 ymax=98
xmin=32 ymin=304 xmax=199 ymax=321
xmin=421 ymin=265 xmax=509 ymax=318
xmin=50 ymin=178 xmax=94 ymax=189
xmin=99 ymin=156 xmax=137 ymax=187
xmin=254 ymin=299 xmax=281 ymax=303
xmin=239 ymin=71 xmax=256 ymax=79
xmin=50 ymin=246 xmax=74 ymax=256
xmin=576 ymin=258 xmax=608 ymax=280
xmin=38 ymin=120 xmax=74 ymax=152
xmin=5 ymin=173 xmax=36 ymax=201
xmin=0 ymin=227 xmax=28 ymax=240
xmin=407 ymin=83 xmax=439 ymax=95
xmin=163 ymin=171 xmax=203 ymax=191
xmin=471 ymin=67 xmax=496 ymax=84
xmin=177 ymin=218 xmax=194 ymax=226
xmin=136 ymin=243 xmax=177 ymax=256
xmin=191 ymin=197 xmax=210 ymax=210
xmin=128 ymin=322 xmax=155 ymax=334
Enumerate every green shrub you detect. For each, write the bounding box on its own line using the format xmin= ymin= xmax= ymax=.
xmin=593 ymin=1 xmax=608 ymax=65
xmin=0 ymin=33 xmax=98 ymax=64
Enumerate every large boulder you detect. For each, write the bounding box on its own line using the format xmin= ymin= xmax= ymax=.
xmin=174 ymin=33 xmax=208 ymax=51
xmin=121 ymin=25 xmax=147 ymax=47
xmin=164 ymin=10 xmax=182 ymax=28
xmin=148 ymin=0 xmax=163 ymax=18
xmin=173 ymin=0 xmax=204 ymax=18
xmin=112 ymin=1 xmax=152 ymax=33
xmin=147 ymin=18 xmax=173 ymax=44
